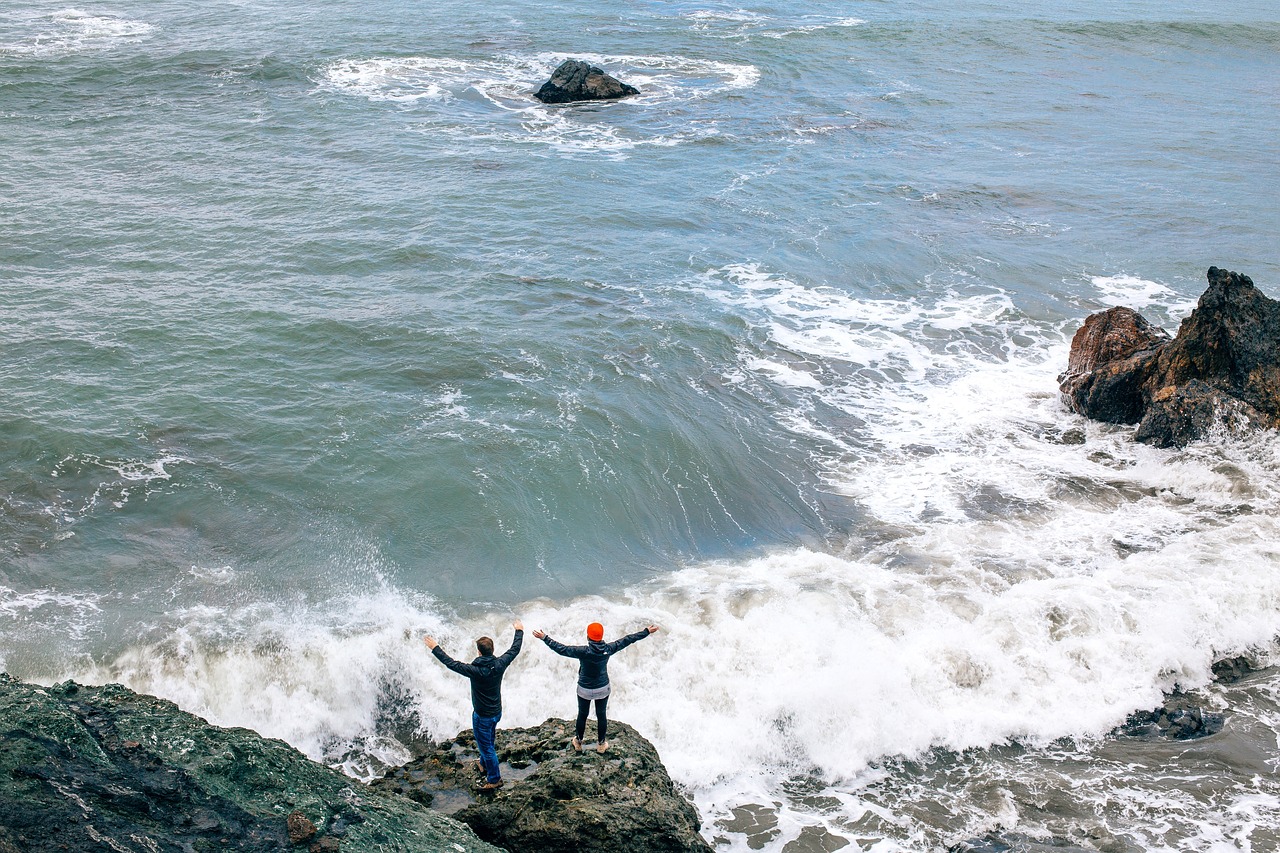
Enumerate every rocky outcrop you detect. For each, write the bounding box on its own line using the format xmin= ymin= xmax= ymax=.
xmin=0 ymin=675 xmax=504 ymax=853
xmin=534 ymin=60 xmax=639 ymax=104
xmin=1058 ymin=306 xmax=1170 ymax=425
xmin=373 ymin=718 xmax=712 ymax=853
xmin=1116 ymin=693 xmax=1225 ymax=741
xmin=1211 ymin=655 xmax=1259 ymax=684
xmin=1059 ymin=267 xmax=1280 ymax=447
xmin=1112 ymin=655 xmax=1263 ymax=742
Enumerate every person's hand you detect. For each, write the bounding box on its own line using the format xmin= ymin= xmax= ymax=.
xmin=513 ymin=619 xmax=524 ymax=631
xmin=532 ymin=629 xmax=546 ymax=639
xmin=423 ymin=635 xmax=438 ymax=650
xmin=647 ymin=625 xmax=660 ymax=634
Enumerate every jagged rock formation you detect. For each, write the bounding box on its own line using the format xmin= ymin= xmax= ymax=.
xmin=1059 ymin=267 xmax=1280 ymax=447
xmin=534 ymin=60 xmax=639 ymax=104
xmin=0 ymin=675 xmax=504 ymax=853
xmin=373 ymin=718 xmax=712 ymax=853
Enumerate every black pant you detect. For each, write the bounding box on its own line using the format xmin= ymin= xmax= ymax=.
xmin=576 ymin=695 xmax=608 ymax=742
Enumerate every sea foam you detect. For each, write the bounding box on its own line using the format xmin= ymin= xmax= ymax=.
xmin=0 ymin=9 xmax=154 ymax=58
xmin=319 ymin=52 xmax=757 ymax=156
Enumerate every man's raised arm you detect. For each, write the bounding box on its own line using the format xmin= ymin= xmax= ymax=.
xmin=424 ymin=636 xmax=478 ymax=676
xmin=498 ymin=620 xmax=524 ymax=666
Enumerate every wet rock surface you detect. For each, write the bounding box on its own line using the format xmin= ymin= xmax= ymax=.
xmin=1212 ymin=655 xmax=1259 ymax=684
xmin=1059 ymin=266 xmax=1280 ymax=447
xmin=373 ymin=718 xmax=712 ymax=853
xmin=1112 ymin=655 xmax=1263 ymax=742
xmin=534 ymin=59 xmax=639 ymax=104
xmin=1116 ymin=692 xmax=1225 ymax=741
xmin=0 ymin=674 xmax=504 ymax=853
xmin=1058 ymin=306 xmax=1170 ymax=425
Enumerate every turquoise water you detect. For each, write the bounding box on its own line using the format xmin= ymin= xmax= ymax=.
xmin=4 ymin=1 xmax=1280 ymax=849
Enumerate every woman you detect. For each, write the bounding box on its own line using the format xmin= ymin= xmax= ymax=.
xmin=533 ymin=621 xmax=659 ymax=752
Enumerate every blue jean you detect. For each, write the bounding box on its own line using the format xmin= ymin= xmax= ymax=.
xmin=472 ymin=711 xmax=502 ymax=783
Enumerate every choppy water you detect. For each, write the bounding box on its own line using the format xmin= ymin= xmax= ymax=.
xmin=3 ymin=0 xmax=1280 ymax=850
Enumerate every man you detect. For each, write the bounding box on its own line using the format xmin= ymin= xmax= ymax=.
xmin=424 ymin=620 xmax=523 ymax=790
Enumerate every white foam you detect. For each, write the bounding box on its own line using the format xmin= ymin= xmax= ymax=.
xmin=765 ymin=18 xmax=868 ymax=40
xmin=48 ymin=490 xmax=1280 ymax=843
xmin=46 ymin=452 xmax=190 ymax=522
xmin=322 ymin=57 xmax=457 ymax=104
xmin=321 ymin=52 xmax=757 ymax=105
xmin=683 ymin=9 xmax=866 ymax=40
xmin=58 ymin=264 xmax=1278 ymax=774
xmin=318 ymin=52 xmax=757 ymax=157
xmin=108 ymin=454 xmax=185 ymax=483
xmin=1 ymin=9 xmax=154 ymax=57
xmin=1091 ymin=273 xmax=1180 ymax=310
xmin=188 ymin=565 xmax=236 ymax=585
xmin=0 ymin=588 xmax=103 ymax=671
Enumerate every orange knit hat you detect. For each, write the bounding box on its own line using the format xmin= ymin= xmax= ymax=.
xmin=586 ymin=622 xmax=604 ymax=641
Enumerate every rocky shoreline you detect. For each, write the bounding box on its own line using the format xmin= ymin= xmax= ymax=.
xmin=0 ymin=674 xmax=708 ymax=853
xmin=0 ymin=655 xmax=1266 ymax=852
xmin=0 ymin=674 xmax=505 ymax=853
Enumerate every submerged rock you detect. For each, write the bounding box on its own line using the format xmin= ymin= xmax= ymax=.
xmin=1116 ymin=692 xmax=1224 ymax=741
xmin=534 ymin=59 xmax=639 ymax=104
xmin=374 ymin=718 xmax=712 ymax=853
xmin=1059 ymin=266 xmax=1280 ymax=447
xmin=0 ymin=674 xmax=504 ymax=853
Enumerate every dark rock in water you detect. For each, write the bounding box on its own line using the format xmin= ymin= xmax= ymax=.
xmin=1117 ymin=692 xmax=1224 ymax=741
xmin=373 ymin=717 xmax=712 ymax=853
xmin=0 ymin=674 xmax=504 ymax=853
xmin=1212 ymin=655 xmax=1260 ymax=684
xmin=535 ymin=59 xmax=639 ymax=104
xmin=1059 ymin=267 xmax=1280 ymax=447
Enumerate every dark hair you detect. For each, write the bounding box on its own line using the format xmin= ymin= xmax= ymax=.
xmin=476 ymin=637 xmax=494 ymax=656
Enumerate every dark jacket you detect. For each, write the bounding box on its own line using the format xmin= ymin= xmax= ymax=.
xmin=432 ymin=630 xmax=523 ymax=717
xmin=542 ymin=628 xmax=650 ymax=690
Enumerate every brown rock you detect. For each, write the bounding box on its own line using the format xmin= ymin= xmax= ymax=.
xmin=286 ymin=812 xmax=317 ymax=845
xmin=1058 ymin=306 xmax=1169 ymax=425
xmin=1062 ymin=306 xmax=1169 ymax=378
xmin=309 ymin=838 xmax=340 ymax=853
xmin=1060 ymin=267 xmax=1280 ymax=446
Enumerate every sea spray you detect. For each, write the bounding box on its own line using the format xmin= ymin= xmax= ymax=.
xmin=46 ymin=468 xmax=1280 ymax=841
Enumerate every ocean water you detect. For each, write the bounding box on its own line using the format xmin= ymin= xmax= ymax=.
xmin=3 ymin=0 xmax=1280 ymax=849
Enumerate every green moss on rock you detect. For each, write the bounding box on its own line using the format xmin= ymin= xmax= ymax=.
xmin=0 ymin=674 xmax=507 ymax=853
